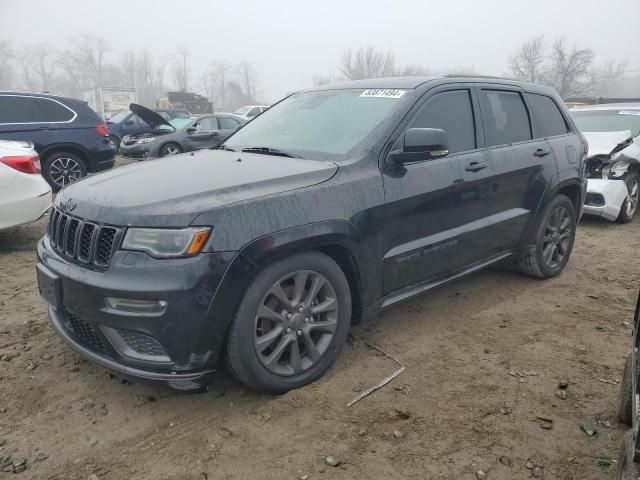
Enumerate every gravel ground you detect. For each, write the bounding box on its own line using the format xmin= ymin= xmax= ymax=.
xmin=0 ymin=160 xmax=639 ymax=479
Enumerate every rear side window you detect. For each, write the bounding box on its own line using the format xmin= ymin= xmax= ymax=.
xmin=36 ymin=98 xmax=75 ymax=122
xmin=0 ymin=95 xmax=37 ymax=123
xmin=479 ymin=90 xmax=532 ymax=146
xmin=526 ymin=93 xmax=569 ymax=137
xmin=409 ymin=90 xmax=476 ymax=154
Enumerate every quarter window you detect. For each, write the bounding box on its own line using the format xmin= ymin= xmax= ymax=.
xmin=409 ymin=90 xmax=476 ymax=154
xmin=526 ymin=93 xmax=569 ymax=137
xmin=479 ymin=90 xmax=532 ymax=146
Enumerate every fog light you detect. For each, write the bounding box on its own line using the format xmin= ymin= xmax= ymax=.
xmin=105 ymin=297 xmax=168 ymax=315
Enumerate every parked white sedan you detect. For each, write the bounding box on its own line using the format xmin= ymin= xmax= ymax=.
xmin=0 ymin=140 xmax=52 ymax=230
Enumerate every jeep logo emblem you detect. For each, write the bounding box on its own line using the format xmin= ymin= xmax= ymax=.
xmin=62 ymin=198 xmax=77 ymax=212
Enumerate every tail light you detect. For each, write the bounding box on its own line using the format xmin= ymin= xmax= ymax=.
xmin=1 ymin=155 xmax=41 ymax=174
xmin=580 ymin=134 xmax=589 ymax=156
xmin=95 ymin=124 xmax=109 ymax=136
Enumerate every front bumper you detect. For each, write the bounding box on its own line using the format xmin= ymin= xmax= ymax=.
xmin=37 ymin=236 xmax=237 ymax=390
xmin=120 ymin=143 xmax=154 ymax=159
xmin=583 ymin=178 xmax=628 ymax=222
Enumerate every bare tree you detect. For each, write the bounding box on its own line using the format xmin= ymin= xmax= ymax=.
xmin=0 ymin=40 xmax=15 ymax=89
xmin=234 ymin=61 xmax=258 ymax=102
xmin=508 ymin=35 xmax=545 ymax=83
xmin=170 ymin=45 xmax=190 ymax=92
xmin=20 ymin=43 xmax=59 ymax=92
xmin=546 ymin=37 xmax=595 ymax=97
xmin=209 ymin=60 xmax=233 ymax=110
xmin=120 ymin=50 xmax=137 ymax=88
xmin=62 ymin=34 xmax=110 ymax=95
xmin=339 ymin=46 xmax=396 ymax=80
xmin=399 ymin=64 xmax=431 ymax=77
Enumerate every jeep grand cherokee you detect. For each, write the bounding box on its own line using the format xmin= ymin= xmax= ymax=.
xmin=36 ymin=76 xmax=586 ymax=393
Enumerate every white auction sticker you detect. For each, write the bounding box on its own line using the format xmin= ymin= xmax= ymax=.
xmin=619 ymin=110 xmax=640 ymax=116
xmin=360 ymin=89 xmax=406 ymax=99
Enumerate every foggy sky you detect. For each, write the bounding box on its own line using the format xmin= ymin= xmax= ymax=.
xmin=1 ymin=0 xmax=639 ymax=103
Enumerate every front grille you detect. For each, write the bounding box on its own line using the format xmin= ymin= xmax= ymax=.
xmin=66 ymin=311 xmax=106 ymax=352
xmin=48 ymin=207 xmax=121 ymax=268
xmin=116 ymin=329 xmax=167 ymax=357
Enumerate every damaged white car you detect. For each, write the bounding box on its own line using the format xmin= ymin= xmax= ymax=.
xmin=570 ymin=103 xmax=640 ymax=223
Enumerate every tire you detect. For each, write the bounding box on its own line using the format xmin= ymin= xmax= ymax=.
xmin=224 ymin=251 xmax=352 ymax=394
xmin=617 ymin=430 xmax=640 ymax=480
xmin=108 ymin=135 xmax=120 ymax=153
xmin=43 ymin=151 xmax=87 ymax=192
xmin=617 ymin=173 xmax=640 ymax=224
xmin=518 ymin=194 xmax=576 ymax=278
xmin=159 ymin=142 xmax=182 ymax=157
xmin=619 ymin=354 xmax=634 ymax=427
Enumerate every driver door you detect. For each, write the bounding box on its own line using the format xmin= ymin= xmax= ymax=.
xmin=185 ymin=116 xmax=220 ymax=150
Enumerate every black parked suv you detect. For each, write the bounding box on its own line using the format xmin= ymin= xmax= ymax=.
xmin=0 ymin=92 xmax=115 ymax=190
xmin=36 ymin=76 xmax=586 ymax=393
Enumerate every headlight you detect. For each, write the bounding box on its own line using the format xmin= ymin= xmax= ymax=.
xmin=136 ymin=137 xmax=156 ymax=144
xmin=122 ymin=227 xmax=211 ymax=258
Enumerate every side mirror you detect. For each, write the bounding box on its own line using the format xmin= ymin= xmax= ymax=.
xmin=388 ymin=128 xmax=449 ymax=164
xmin=186 ymin=126 xmax=197 ymax=134
xmin=125 ymin=119 xmax=134 ymax=126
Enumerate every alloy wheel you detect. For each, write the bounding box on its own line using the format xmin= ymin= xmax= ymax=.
xmin=542 ymin=206 xmax=572 ymax=269
xmin=164 ymin=145 xmax=180 ymax=155
xmin=626 ymin=179 xmax=639 ymax=218
xmin=49 ymin=157 xmax=82 ymax=187
xmin=253 ymin=270 xmax=338 ymax=376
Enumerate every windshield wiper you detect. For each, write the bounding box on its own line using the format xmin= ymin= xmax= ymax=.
xmin=214 ymin=144 xmax=236 ymax=152
xmin=241 ymin=147 xmax=302 ymax=158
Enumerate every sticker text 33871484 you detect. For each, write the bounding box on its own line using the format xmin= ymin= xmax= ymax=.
xmin=360 ymin=89 xmax=406 ymax=99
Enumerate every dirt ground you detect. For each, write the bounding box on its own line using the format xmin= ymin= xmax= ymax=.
xmin=1 ymin=169 xmax=639 ymax=479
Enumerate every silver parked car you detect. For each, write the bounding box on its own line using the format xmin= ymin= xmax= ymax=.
xmin=570 ymin=103 xmax=640 ymax=223
xmin=119 ymin=104 xmax=245 ymax=159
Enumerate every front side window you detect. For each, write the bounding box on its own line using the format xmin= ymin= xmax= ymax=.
xmin=409 ymin=90 xmax=476 ymax=154
xmin=225 ymin=89 xmax=408 ymax=159
xmin=527 ymin=94 xmax=569 ymax=138
xmin=218 ymin=116 xmax=239 ymax=129
xmin=196 ymin=117 xmax=218 ymax=131
xmin=480 ymin=90 xmax=532 ymax=146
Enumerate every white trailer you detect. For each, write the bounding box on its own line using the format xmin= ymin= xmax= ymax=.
xmin=82 ymin=87 xmax=137 ymax=121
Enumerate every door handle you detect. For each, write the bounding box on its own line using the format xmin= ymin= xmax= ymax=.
xmin=465 ymin=161 xmax=489 ymax=172
xmin=534 ymin=148 xmax=551 ymax=157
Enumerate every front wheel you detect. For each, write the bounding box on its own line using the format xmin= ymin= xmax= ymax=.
xmin=159 ymin=142 xmax=182 ymax=157
xmin=518 ymin=194 xmax=577 ymax=278
xmin=617 ymin=173 xmax=639 ymax=224
xmin=225 ymin=252 xmax=352 ymax=394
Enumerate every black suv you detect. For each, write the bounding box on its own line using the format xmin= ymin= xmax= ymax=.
xmin=36 ymin=76 xmax=586 ymax=393
xmin=0 ymin=92 xmax=115 ymax=190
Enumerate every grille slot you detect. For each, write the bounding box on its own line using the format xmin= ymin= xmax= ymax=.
xmin=66 ymin=311 xmax=106 ymax=352
xmin=48 ymin=207 xmax=121 ymax=268
xmin=116 ymin=329 xmax=167 ymax=357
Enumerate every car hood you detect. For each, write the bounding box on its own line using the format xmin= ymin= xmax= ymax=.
xmin=583 ymin=130 xmax=632 ymax=156
xmin=55 ymin=149 xmax=339 ymax=227
xmin=129 ymin=103 xmax=174 ymax=131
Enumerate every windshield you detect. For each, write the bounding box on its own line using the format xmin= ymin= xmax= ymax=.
xmin=109 ymin=111 xmax=129 ymax=123
xmin=156 ymin=117 xmax=193 ymax=131
xmin=225 ymin=89 xmax=408 ymax=159
xmin=234 ymin=106 xmax=251 ymax=115
xmin=571 ymin=109 xmax=640 ymax=137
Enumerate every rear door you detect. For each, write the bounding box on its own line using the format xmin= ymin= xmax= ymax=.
xmin=0 ymin=95 xmax=61 ymax=153
xmin=475 ymin=86 xmax=553 ymax=251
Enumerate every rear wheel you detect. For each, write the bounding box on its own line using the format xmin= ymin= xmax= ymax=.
xmin=43 ymin=151 xmax=87 ymax=191
xmin=159 ymin=142 xmax=182 ymax=157
xmin=518 ymin=194 xmax=576 ymax=278
xmin=224 ymin=251 xmax=351 ymax=394
xmin=619 ymin=354 xmax=634 ymax=427
xmin=617 ymin=173 xmax=639 ymax=224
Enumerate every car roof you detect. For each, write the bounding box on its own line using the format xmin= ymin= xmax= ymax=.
xmin=0 ymin=90 xmax=82 ymax=104
xmin=570 ymin=103 xmax=640 ymax=112
xmin=303 ymin=75 xmax=557 ymax=95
